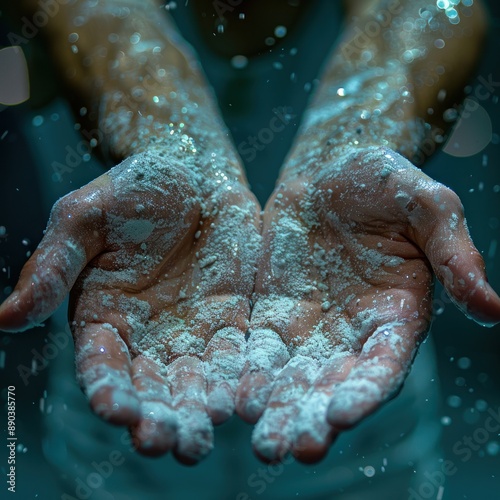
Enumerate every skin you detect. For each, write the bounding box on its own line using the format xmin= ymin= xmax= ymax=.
xmin=1 ymin=0 xmax=500 ymax=467
xmin=234 ymin=0 xmax=500 ymax=464
xmin=1 ymin=0 xmax=261 ymax=464
xmin=0 ymin=151 xmax=259 ymax=464
xmin=238 ymin=146 xmax=500 ymax=464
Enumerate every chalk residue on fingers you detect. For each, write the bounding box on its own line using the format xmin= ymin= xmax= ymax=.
xmin=235 ymin=328 xmax=290 ymax=422
xmin=244 ymin=328 xmax=291 ymax=374
xmin=203 ymin=327 xmax=246 ymax=422
xmin=167 ymin=356 xmax=214 ymax=463
xmin=78 ymin=363 xmax=140 ymax=422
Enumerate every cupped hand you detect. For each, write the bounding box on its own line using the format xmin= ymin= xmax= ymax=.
xmin=235 ymin=146 xmax=500 ymax=463
xmin=0 ymin=149 xmax=261 ymax=464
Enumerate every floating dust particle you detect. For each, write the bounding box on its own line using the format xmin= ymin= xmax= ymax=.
xmin=231 ymin=55 xmax=248 ymax=69
xmin=363 ymin=466 xmax=376 ymax=477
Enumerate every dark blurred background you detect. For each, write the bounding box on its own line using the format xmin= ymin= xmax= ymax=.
xmin=0 ymin=1 xmax=499 ymax=499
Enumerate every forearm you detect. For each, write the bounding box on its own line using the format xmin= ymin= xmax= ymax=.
xmin=282 ymin=0 xmax=487 ymax=178
xmin=21 ymin=0 xmax=245 ymax=182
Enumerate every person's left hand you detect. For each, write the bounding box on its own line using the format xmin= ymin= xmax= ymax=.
xmin=235 ymin=146 xmax=500 ymax=463
xmin=0 ymin=150 xmax=261 ymax=464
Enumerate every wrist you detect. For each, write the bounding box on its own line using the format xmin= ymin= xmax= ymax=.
xmin=40 ymin=0 xmax=247 ymax=184
xmin=282 ymin=0 xmax=487 ymax=180
xmin=101 ymin=109 xmax=249 ymax=192
xmin=283 ymin=61 xmax=426 ymax=178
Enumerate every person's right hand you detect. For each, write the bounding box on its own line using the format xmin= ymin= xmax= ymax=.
xmin=0 ymin=149 xmax=261 ymax=464
xmin=235 ymin=146 xmax=500 ymax=464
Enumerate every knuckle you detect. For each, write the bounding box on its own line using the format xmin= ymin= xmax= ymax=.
xmin=414 ymin=182 xmax=464 ymax=218
xmin=49 ymin=189 xmax=104 ymax=230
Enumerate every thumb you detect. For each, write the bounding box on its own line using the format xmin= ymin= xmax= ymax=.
xmin=407 ymin=182 xmax=500 ymax=327
xmin=0 ymin=182 xmax=107 ymax=332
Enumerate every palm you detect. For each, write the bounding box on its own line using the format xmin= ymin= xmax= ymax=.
xmin=0 ymin=150 xmax=261 ymax=463
xmin=236 ymin=146 xmax=500 ymax=463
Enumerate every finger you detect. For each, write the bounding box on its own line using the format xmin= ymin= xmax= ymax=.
xmin=327 ymin=319 xmax=426 ymax=429
xmin=129 ymin=356 xmax=177 ymax=457
xmin=74 ymin=322 xmax=141 ymax=426
xmin=257 ymin=187 xmax=311 ymax=299
xmin=167 ymin=356 xmax=213 ymax=465
xmin=202 ymin=326 xmax=246 ymax=425
xmin=291 ymin=354 xmax=355 ymax=463
xmin=235 ymin=328 xmax=290 ymax=424
xmin=407 ymin=183 xmax=500 ymax=326
xmin=0 ymin=186 xmax=106 ymax=332
xmin=251 ymin=356 xmax=318 ymax=463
